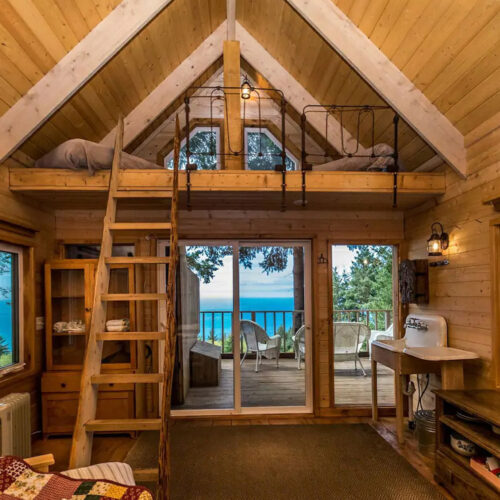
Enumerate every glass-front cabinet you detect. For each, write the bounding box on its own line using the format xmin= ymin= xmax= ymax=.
xmin=45 ymin=260 xmax=136 ymax=370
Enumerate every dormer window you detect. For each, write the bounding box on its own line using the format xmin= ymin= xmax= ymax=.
xmin=165 ymin=126 xmax=220 ymax=170
xmin=244 ymin=127 xmax=298 ymax=171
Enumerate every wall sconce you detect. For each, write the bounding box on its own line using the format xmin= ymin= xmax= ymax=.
xmin=427 ymin=222 xmax=449 ymax=256
xmin=317 ymin=253 xmax=327 ymax=264
xmin=241 ymin=77 xmax=252 ymax=100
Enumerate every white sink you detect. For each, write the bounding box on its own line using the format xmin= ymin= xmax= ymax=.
xmin=403 ymin=346 xmax=479 ymax=361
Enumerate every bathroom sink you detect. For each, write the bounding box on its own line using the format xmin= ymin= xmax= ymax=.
xmin=403 ymin=346 xmax=479 ymax=361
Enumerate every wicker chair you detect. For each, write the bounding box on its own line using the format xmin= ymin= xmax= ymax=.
xmin=334 ymin=322 xmax=370 ymax=376
xmin=293 ymin=325 xmax=306 ymax=369
xmin=240 ymin=320 xmax=281 ymax=372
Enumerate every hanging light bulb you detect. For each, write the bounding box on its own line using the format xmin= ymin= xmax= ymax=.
xmin=241 ymin=77 xmax=252 ymax=100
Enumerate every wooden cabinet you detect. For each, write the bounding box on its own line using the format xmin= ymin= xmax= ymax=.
xmin=435 ymin=390 xmax=500 ymax=499
xmin=44 ymin=259 xmax=136 ymax=370
xmin=43 ymin=259 xmax=137 ymax=435
xmin=42 ymin=372 xmax=134 ymax=435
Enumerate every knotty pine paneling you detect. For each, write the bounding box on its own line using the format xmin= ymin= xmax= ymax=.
xmin=405 ymin=118 xmax=500 ymax=390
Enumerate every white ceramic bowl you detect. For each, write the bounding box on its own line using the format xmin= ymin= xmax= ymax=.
xmin=450 ymin=434 xmax=476 ymax=457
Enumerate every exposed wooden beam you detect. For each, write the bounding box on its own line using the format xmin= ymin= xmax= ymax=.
xmin=287 ymin=0 xmax=466 ymax=177
xmin=0 ymin=0 xmax=174 ymax=162
xmin=227 ymin=0 xmax=236 ymax=40
xmin=414 ymin=155 xmax=444 ymax=173
xmin=223 ymin=40 xmax=243 ymax=169
xmin=101 ymin=22 xmax=226 ymax=148
xmin=236 ymin=22 xmax=368 ymax=156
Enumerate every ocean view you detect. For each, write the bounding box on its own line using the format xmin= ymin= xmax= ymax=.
xmin=0 ymin=300 xmax=13 ymax=352
xmin=198 ymin=296 xmax=300 ymax=342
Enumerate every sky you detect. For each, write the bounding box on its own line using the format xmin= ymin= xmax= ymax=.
xmin=195 ymin=245 xmax=356 ymax=302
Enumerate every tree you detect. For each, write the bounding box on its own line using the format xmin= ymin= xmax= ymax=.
xmin=0 ymin=252 xmax=12 ymax=299
xmin=167 ymin=130 xmax=218 ymax=170
xmin=247 ymin=131 xmax=295 ymax=171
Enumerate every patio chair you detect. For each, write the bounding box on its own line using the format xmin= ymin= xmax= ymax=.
xmin=334 ymin=322 xmax=370 ymax=376
xmin=293 ymin=325 xmax=306 ymax=370
xmin=240 ymin=319 xmax=281 ymax=372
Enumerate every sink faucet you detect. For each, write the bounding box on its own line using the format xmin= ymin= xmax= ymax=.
xmin=404 ymin=318 xmax=428 ymax=331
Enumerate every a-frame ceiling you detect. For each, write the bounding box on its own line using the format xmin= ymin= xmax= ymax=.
xmin=0 ymin=0 xmax=499 ymax=175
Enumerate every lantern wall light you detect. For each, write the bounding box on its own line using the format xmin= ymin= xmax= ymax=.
xmin=427 ymin=222 xmax=449 ymax=265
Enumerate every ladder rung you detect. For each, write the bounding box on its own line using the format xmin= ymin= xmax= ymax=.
xmin=101 ymin=293 xmax=168 ymax=301
xmin=114 ymin=191 xmax=173 ymax=198
xmin=133 ymin=469 xmax=159 ymax=482
xmin=109 ymin=222 xmax=171 ymax=231
xmin=97 ymin=332 xmax=165 ymax=341
xmin=91 ymin=373 xmax=163 ymax=384
xmin=105 ymin=256 xmax=171 ymax=265
xmin=85 ymin=418 xmax=161 ymax=432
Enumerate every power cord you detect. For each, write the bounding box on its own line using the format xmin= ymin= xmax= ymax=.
xmin=416 ymin=373 xmax=430 ymax=412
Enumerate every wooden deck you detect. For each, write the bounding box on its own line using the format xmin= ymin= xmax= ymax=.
xmin=8 ymin=168 xmax=445 ymax=210
xmin=173 ymin=358 xmax=394 ymax=410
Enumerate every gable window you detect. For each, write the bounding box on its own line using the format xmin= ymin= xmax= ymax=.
xmin=165 ymin=126 xmax=220 ymax=170
xmin=245 ymin=127 xmax=298 ymax=171
xmin=0 ymin=243 xmax=23 ymax=373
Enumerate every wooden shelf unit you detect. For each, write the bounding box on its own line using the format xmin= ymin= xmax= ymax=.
xmin=435 ymin=390 xmax=500 ymax=499
xmin=43 ymin=259 xmax=137 ymax=435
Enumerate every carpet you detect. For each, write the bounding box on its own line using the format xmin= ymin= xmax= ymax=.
xmin=125 ymin=424 xmax=444 ymax=499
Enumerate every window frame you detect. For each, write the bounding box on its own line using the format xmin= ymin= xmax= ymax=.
xmin=0 ymin=242 xmax=24 ymax=375
xmin=244 ymin=127 xmax=299 ymax=171
xmin=164 ymin=126 xmax=221 ymax=170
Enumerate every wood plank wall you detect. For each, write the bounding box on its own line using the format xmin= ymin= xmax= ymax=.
xmin=405 ymin=119 xmax=500 ymax=403
xmin=54 ymin=208 xmax=404 ymax=410
xmin=0 ymin=162 xmax=56 ymax=432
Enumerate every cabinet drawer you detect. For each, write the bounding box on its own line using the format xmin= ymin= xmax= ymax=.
xmin=435 ymin=450 xmax=498 ymax=500
xmin=42 ymin=371 xmax=134 ymax=392
xmin=42 ymin=391 xmax=134 ymax=435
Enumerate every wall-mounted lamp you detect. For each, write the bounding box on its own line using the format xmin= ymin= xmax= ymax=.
xmin=317 ymin=253 xmax=328 ymax=264
xmin=241 ymin=77 xmax=252 ymax=100
xmin=427 ymin=222 xmax=449 ymax=256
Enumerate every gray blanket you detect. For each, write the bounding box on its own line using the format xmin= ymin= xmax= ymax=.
xmin=34 ymin=139 xmax=161 ymax=174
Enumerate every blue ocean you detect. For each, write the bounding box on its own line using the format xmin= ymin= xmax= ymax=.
xmin=198 ymin=297 xmax=299 ymax=342
xmin=0 ymin=300 xmax=13 ymax=352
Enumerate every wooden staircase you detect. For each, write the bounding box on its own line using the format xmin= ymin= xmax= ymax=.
xmin=69 ymin=117 xmax=180 ymax=498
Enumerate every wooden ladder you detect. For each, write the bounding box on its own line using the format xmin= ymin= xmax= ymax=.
xmin=69 ymin=116 xmax=180 ymax=497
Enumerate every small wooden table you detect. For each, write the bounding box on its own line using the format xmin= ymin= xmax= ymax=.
xmin=190 ymin=341 xmax=221 ymax=387
xmin=371 ymin=342 xmax=478 ymax=443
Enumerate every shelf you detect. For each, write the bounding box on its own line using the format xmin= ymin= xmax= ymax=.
xmin=52 ymin=331 xmax=87 ymax=337
xmin=52 ymin=295 xmax=85 ymax=299
xmin=440 ymin=415 xmax=500 ymax=459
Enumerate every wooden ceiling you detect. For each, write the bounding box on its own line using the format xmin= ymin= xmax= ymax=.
xmin=1 ymin=0 xmax=499 ymax=172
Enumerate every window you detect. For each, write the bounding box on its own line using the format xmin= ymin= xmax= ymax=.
xmin=0 ymin=243 xmax=23 ymax=372
xmin=165 ymin=127 xmax=220 ymax=170
xmin=245 ymin=127 xmax=298 ymax=171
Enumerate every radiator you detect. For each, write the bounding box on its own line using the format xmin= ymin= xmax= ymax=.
xmin=0 ymin=393 xmax=31 ymax=458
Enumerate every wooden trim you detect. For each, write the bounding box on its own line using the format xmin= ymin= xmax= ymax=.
xmin=490 ymin=223 xmax=500 ymax=388
xmin=0 ymin=0 xmax=174 ymax=161
xmin=287 ymin=0 xmax=466 ymax=177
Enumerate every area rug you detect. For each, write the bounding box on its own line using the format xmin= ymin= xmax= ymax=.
xmin=125 ymin=424 xmax=444 ymax=499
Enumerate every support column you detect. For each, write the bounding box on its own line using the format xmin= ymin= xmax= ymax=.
xmin=223 ymin=40 xmax=243 ymax=170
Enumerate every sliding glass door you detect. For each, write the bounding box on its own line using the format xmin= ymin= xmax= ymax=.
xmin=160 ymin=240 xmax=312 ymax=415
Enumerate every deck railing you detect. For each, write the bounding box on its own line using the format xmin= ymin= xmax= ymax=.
xmin=199 ymin=310 xmax=304 ymax=354
xmin=333 ymin=309 xmax=392 ymax=331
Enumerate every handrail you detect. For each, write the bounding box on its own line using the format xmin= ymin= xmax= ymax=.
xmin=333 ymin=309 xmax=392 ymax=331
xmin=198 ymin=309 xmax=304 ymax=354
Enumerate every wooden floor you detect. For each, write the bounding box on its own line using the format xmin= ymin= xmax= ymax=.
xmin=174 ymin=358 xmax=394 ymax=410
xmin=32 ymin=417 xmax=451 ymax=499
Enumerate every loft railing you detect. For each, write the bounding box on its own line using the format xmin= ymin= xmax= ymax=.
xmin=199 ymin=310 xmax=305 ymax=354
xmin=333 ymin=309 xmax=393 ymax=331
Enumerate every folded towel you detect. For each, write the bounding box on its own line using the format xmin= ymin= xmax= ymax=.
xmin=106 ymin=325 xmax=130 ymax=332
xmin=106 ymin=319 xmax=130 ymax=326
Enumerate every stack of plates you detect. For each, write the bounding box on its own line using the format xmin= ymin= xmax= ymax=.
xmin=456 ymin=410 xmax=483 ymax=423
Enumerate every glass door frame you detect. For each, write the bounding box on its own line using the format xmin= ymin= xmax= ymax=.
xmin=328 ymin=241 xmax=400 ymax=412
xmin=158 ymin=239 xmax=313 ymax=416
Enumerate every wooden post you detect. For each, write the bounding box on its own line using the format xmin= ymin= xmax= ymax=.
xmin=223 ymin=40 xmax=243 ymax=170
xmin=158 ymin=115 xmax=180 ymax=500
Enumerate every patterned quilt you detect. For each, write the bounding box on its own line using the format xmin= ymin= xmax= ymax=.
xmin=0 ymin=457 xmax=153 ymax=500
